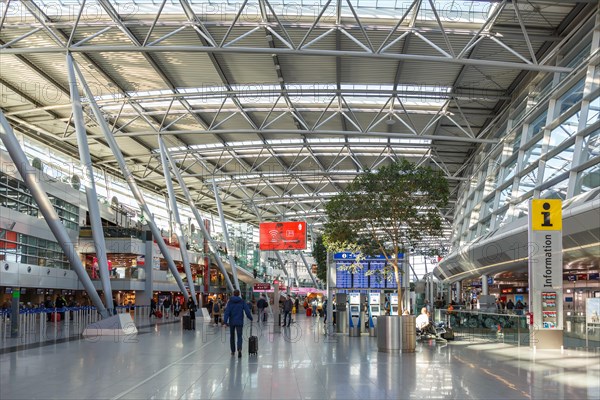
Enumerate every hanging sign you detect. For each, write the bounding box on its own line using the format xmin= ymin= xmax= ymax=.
xmin=259 ymin=221 xmax=307 ymax=250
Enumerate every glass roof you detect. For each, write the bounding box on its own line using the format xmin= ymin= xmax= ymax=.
xmin=22 ymin=0 xmax=498 ymax=24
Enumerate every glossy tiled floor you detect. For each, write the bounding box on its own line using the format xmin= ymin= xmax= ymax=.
xmin=1 ymin=313 xmax=599 ymax=399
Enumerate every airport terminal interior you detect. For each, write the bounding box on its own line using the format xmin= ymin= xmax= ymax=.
xmin=0 ymin=1 xmax=599 ymax=399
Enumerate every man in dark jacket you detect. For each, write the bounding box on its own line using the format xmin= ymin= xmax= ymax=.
xmin=223 ymin=290 xmax=253 ymax=358
xmin=282 ymin=296 xmax=293 ymax=327
xmin=257 ymin=295 xmax=268 ymax=323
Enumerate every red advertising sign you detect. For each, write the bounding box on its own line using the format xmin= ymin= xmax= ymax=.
xmin=259 ymin=221 xmax=307 ymax=250
xmin=253 ymin=283 xmax=271 ymax=291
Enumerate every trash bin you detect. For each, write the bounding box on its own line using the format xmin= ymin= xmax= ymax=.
xmin=402 ymin=314 xmax=416 ymax=353
xmin=377 ymin=315 xmax=401 ymax=353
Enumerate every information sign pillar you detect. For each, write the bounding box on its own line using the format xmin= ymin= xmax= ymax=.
xmin=528 ymin=199 xmax=563 ymax=349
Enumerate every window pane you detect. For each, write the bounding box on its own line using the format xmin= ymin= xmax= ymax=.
xmin=495 ymin=208 xmax=509 ymax=229
xmin=558 ymin=79 xmax=585 ymax=115
xmin=587 ymin=96 xmax=600 ymax=127
xmin=580 ymin=131 xmax=600 ymax=164
xmin=517 ymin=167 xmax=539 ymax=196
xmin=498 ymin=185 xmax=513 ymax=207
xmin=481 ymin=197 xmax=494 ymax=218
xmin=503 ymin=159 xmax=517 ymax=182
xmin=543 ymin=145 xmax=575 ymax=181
xmin=527 ymin=111 xmax=547 ymax=141
xmin=522 ymin=140 xmax=543 ymax=168
xmin=541 ymin=178 xmax=569 ymax=200
xmin=511 ymin=132 xmax=522 ymax=154
xmin=549 ymin=111 xmax=579 ymax=150
xmin=574 ymin=163 xmax=600 ymax=195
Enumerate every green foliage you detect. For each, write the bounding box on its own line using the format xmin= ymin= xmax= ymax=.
xmin=312 ymin=235 xmax=328 ymax=283
xmin=323 ymin=159 xmax=449 ymax=279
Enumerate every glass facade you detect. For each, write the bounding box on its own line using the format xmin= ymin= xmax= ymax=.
xmin=451 ymin=24 xmax=599 ymax=248
xmin=0 ymin=171 xmax=80 ymax=230
xmin=0 ymin=230 xmax=70 ymax=269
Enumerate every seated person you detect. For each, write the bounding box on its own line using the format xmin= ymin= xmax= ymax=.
xmin=416 ymin=307 xmax=436 ymax=336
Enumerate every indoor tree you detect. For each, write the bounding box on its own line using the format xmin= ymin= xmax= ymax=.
xmin=312 ymin=235 xmax=328 ymax=284
xmin=323 ymin=158 xmax=449 ymax=312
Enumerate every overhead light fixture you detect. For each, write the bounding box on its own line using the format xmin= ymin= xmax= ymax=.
xmin=386 ymin=117 xmax=396 ymax=126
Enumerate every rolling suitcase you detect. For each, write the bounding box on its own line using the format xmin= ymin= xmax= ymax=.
xmin=183 ymin=315 xmax=192 ymax=330
xmin=248 ymin=325 xmax=258 ymax=356
xmin=51 ymin=313 xmax=61 ymax=322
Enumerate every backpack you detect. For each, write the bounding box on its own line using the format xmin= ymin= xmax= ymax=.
xmin=213 ymin=303 xmax=220 ymax=313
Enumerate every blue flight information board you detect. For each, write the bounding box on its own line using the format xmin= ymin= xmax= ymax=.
xmin=354 ymin=264 xmax=369 ymax=288
xmin=336 ymin=263 xmax=353 ymax=288
xmin=333 ymin=253 xmax=404 ymax=289
xmin=369 ymin=262 xmax=386 ymax=289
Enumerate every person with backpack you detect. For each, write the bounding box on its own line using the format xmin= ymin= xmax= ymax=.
xmin=223 ymin=290 xmax=253 ymax=358
xmin=212 ymin=299 xmax=222 ymax=325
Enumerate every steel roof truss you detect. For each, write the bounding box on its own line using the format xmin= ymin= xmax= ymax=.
xmin=512 ymin=0 xmax=539 ymax=65
xmin=0 ymin=0 xmax=11 ymax=33
xmin=179 ymin=0 xmax=217 ymax=47
xmin=426 ymin=0 xmax=455 ymax=58
xmin=142 ymin=0 xmax=168 ymax=47
xmin=378 ymin=0 xmax=418 ymax=53
xmin=20 ymin=1 xmax=65 ymax=47
xmin=298 ymin=0 xmax=334 ymax=49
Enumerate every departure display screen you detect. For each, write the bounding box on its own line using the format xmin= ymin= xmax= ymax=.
xmin=336 ymin=263 xmax=352 ymax=288
xmin=369 ymin=262 xmax=386 ymax=289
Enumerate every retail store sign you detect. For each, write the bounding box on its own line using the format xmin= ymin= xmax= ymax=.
xmin=259 ymin=221 xmax=307 ymax=250
xmin=528 ymin=199 xmax=563 ymax=330
xmin=254 ymin=283 xmax=271 ymax=291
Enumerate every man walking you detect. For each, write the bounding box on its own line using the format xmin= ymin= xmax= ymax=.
xmin=223 ymin=290 xmax=253 ymax=358
xmin=282 ymin=295 xmax=293 ymax=327
xmin=257 ymin=294 xmax=268 ymax=323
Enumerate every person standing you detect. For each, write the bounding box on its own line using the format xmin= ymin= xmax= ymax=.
xmin=55 ymin=294 xmax=66 ymax=321
xmin=150 ymin=298 xmax=157 ymax=318
xmin=282 ymin=296 xmax=293 ymax=327
xmin=163 ymin=297 xmax=172 ymax=318
xmin=223 ymin=290 xmax=253 ymax=358
xmin=212 ymin=299 xmax=222 ymax=325
xmin=187 ymin=297 xmax=197 ymax=330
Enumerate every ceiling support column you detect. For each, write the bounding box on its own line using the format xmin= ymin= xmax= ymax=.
xmin=66 ymin=53 xmax=114 ymax=314
xmin=72 ymin=61 xmax=190 ymax=302
xmin=157 ymin=137 xmax=197 ymax=303
xmin=0 ymin=110 xmax=109 ymax=318
xmin=211 ymin=181 xmax=240 ymax=291
xmin=161 ymin=145 xmax=233 ymax=292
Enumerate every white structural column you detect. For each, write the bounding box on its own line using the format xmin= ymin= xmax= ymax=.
xmin=0 ymin=110 xmax=109 ymax=318
xmin=66 ymin=53 xmax=114 ymax=314
xmin=275 ymin=251 xmax=291 ymax=294
xmin=162 ymin=145 xmax=233 ymax=293
xmin=326 ymin=251 xmax=334 ymax=335
xmin=481 ymin=274 xmax=489 ymax=296
xmin=72 ymin=62 xmax=190 ymax=302
xmin=292 ymin=261 xmax=300 ymax=288
xmin=211 ymin=181 xmax=240 ymax=291
xmin=299 ymin=252 xmax=319 ymax=288
xmin=157 ymin=137 xmax=197 ymax=303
